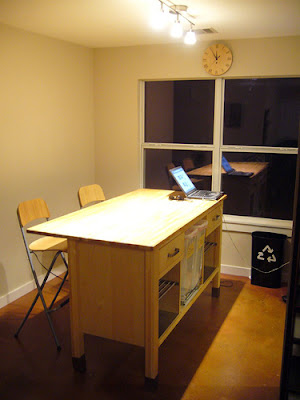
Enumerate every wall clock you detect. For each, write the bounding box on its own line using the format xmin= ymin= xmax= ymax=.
xmin=202 ymin=43 xmax=233 ymax=76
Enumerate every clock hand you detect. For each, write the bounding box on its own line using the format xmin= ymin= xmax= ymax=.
xmin=210 ymin=47 xmax=217 ymax=60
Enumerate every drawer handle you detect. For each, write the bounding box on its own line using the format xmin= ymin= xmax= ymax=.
xmin=213 ymin=214 xmax=221 ymax=221
xmin=168 ymin=248 xmax=180 ymax=258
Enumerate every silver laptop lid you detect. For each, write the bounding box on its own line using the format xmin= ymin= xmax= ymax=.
xmin=169 ymin=166 xmax=196 ymax=196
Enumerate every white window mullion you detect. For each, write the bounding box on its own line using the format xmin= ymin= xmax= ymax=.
xmin=221 ymin=145 xmax=298 ymax=155
xmin=139 ymin=80 xmax=145 ymax=188
xmin=142 ymin=142 xmax=214 ymax=151
xmin=212 ymin=78 xmax=225 ymax=191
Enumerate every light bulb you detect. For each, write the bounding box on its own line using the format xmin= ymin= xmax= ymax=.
xmin=184 ymin=30 xmax=196 ymax=45
xmin=170 ymin=18 xmax=183 ymax=38
xmin=149 ymin=2 xmax=167 ymax=30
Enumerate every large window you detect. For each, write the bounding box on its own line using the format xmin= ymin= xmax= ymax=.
xmin=142 ymin=78 xmax=299 ymax=223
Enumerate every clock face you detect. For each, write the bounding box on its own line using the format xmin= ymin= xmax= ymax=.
xmin=203 ymin=44 xmax=233 ymax=76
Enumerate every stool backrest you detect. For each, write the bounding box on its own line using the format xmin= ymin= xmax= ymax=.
xmin=78 ymin=184 xmax=105 ymax=208
xmin=17 ymin=198 xmax=50 ymax=227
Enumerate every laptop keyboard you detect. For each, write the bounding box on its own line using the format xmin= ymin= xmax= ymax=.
xmin=192 ymin=190 xmax=211 ymax=196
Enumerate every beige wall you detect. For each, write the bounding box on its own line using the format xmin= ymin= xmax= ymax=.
xmin=94 ymin=36 xmax=300 ymax=275
xmin=0 ymin=24 xmax=95 ymax=303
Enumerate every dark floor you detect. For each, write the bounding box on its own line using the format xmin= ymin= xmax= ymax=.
xmin=0 ymin=274 xmax=286 ymax=400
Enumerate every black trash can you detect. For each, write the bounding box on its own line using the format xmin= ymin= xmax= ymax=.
xmin=251 ymin=231 xmax=287 ymax=288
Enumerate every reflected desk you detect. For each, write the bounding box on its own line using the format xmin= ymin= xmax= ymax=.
xmin=188 ymin=161 xmax=268 ymax=178
xmin=28 ymin=189 xmax=226 ymax=383
xmin=188 ymin=162 xmax=268 ymax=216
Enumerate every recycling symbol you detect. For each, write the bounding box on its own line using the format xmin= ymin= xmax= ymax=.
xmin=257 ymin=245 xmax=276 ymax=263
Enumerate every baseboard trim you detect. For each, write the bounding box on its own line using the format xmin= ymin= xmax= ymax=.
xmin=0 ymin=265 xmax=67 ymax=309
xmin=221 ymin=263 xmax=251 ymax=278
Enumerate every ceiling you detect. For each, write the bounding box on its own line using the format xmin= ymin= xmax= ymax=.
xmin=0 ymin=0 xmax=299 ymax=48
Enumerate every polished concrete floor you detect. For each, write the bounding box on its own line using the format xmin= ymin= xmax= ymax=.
xmin=0 ymin=274 xmax=287 ymax=400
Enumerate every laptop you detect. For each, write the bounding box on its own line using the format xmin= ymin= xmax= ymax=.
xmin=169 ymin=166 xmax=223 ymax=200
xmin=222 ymin=156 xmax=253 ymax=177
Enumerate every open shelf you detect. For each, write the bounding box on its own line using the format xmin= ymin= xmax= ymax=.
xmin=205 ymin=241 xmax=217 ymax=253
xmin=158 ymin=224 xmax=221 ymax=346
xmin=159 ymin=263 xmax=180 ymax=339
xmin=159 ymin=279 xmax=178 ymax=301
xmin=158 ymin=263 xmax=219 ymax=345
xmin=204 ymin=265 xmax=217 ymax=282
xmin=159 ymin=310 xmax=178 ymax=337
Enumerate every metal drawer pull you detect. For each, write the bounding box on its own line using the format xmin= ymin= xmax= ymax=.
xmin=168 ymin=248 xmax=180 ymax=258
xmin=213 ymin=214 xmax=221 ymax=221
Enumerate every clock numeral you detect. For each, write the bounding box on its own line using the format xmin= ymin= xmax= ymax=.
xmin=226 ymin=64 xmax=230 ymax=67
xmin=216 ymin=44 xmax=219 ymax=48
xmin=204 ymin=64 xmax=208 ymax=68
xmin=228 ymin=57 xmax=232 ymax=61
xmin=209 ymin=69 xmax=212 ymax=73
xmin=203 ymin=58 xmax=207 ymax=62
xmin=215 ymin=70 xmax=218 ymax=74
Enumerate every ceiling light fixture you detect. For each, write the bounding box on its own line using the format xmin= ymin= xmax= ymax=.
xmin=149 ymin=1 xmax=168 ymax=30
xmin=170 ymin=13 xmax=183 ymax=38
xmin=150 ymin=0 xmax=197 ymax=45
xmin=184 ymin=25 xmax=196 ymax=45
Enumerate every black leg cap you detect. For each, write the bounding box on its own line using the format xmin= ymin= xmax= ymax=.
xmin=212 ymin=287 xmax=220 ymax=297
xmin=72 ymin=355 xmax=86 ymax=373
xmin=144 ymin=375 xmax=158 ymax=391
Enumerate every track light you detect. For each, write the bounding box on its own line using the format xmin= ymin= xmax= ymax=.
xmin=184 ymin=27 xmax=196 ymax=45
xmin=150 ymin=1 xmax=168 ymax=30
xmin=170 ymin=14 xmax=183 ymax=38
xmin=150 ymin=1 xmax=197 ymax=45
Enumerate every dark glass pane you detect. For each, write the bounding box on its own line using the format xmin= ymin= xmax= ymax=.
xmin=173 ymin=81 xmax=214 ymax=144
xmin=145 ymin=80 xmax=214 ymax=144
xmin=223 ymin=78 xmax=300 ymax=147
xmin=144 ymin=149 xmax=212 ymax=191
xmin=221 ymin=152 xmax=297 ymax=220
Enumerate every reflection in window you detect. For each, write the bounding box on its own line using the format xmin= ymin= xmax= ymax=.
xmin=143 ymin=77 xmax=299 ymax=222
xmin=221 ymin=152 xmax=297 ymax=220
xmin=223 ymin=78 xmax=300 ymax=147
xmin=145 ymin=149 xmax=212 ymax=191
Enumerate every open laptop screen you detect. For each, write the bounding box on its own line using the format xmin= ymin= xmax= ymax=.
xmin=169 ymin=166 xmax=196 ymax=195
xmin=222 ymin=156 xmax=235 ymax=173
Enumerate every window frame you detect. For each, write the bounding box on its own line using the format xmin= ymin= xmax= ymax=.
xmin=139 ymin=78 xmax=297 ymax=236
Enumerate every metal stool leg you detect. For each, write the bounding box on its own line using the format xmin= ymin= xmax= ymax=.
xmin=14 ymin=250 xmax=66 ymax=350
xmin=49 ymin=252 xmax=68 ymax=310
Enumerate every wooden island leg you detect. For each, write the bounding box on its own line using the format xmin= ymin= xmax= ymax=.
xmin=212 ymin=226 xmax=222 ymax=298
xmin=144 ymin=250 xmax=159 ymax=388
xmin=68 ymin=240 xmax=86 ymax=372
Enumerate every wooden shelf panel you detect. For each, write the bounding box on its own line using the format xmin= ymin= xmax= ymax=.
xmin=204 ymin=265 xmax=217 ymax=283
xmin=159 ymin=310 xmax=177 ymax=337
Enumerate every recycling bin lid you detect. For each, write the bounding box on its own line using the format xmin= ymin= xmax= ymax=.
xmin=251 ymin=231 xmax=287 ymax=241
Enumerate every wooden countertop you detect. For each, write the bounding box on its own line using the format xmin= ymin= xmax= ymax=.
xmin=28 ymin=189 xmax=224 ymax=250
